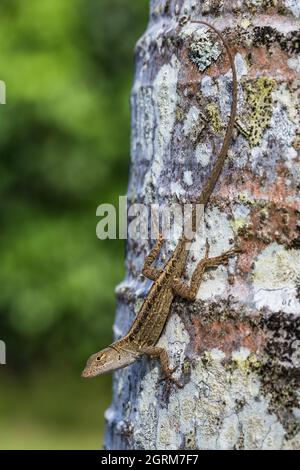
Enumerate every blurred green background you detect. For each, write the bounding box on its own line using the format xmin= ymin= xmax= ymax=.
xmin=0 ymin=0 xmax=149 ymax=449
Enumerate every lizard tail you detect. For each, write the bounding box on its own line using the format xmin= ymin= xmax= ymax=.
xmin=190 ymin=20 xmax=238 ymax=209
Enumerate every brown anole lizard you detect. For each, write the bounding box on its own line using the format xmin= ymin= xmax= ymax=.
xmin=82 ymin=21 xmax=238 ymax=387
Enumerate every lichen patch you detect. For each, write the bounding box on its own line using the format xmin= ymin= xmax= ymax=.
xmin=189 ymin=30 xmax=221 ymax=72
xmin=284 ymin=0 xmax=300 ymax=17
xmin=235 ymin=53 xmax=248 ymax=79
xmin=195 ymin=142 xmax=212 ymax=167
xmin=184 ymin=170 xmax=193 ymax=186
xmin=183 ymin=105 xmax=201 ymax=140
xmin=141 ymin=55 xmax=180 ymax=194
xmin=237 ymin=77 xmax=276 ymax=147
xmin=252 ymin=242 xmax=300 ymax=314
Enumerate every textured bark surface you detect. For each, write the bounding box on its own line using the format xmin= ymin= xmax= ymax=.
xmin=105 ymin=0 xmax=300 ymax=450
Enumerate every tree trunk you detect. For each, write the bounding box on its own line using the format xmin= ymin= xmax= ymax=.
xmin=105 ymin=0 xmax=300 ymax=450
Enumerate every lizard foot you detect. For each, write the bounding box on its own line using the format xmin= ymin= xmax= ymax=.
xmin=141 ymin=346 xmax=184 ymax=388
xmin=158 ymin=366 xmax=183 ymax=388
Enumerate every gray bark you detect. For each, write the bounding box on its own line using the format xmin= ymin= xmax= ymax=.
xmin=105 ymin=0 xmax=300 ymax=450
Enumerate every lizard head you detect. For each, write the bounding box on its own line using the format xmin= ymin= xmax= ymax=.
xmin=81 ymin=346 xmax=135 ymax=378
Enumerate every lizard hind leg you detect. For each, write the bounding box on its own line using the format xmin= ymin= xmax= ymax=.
xmin=142 ymin=346 xmax=183 ymax=388
xmin=172 ymin=244 xmax=240 ymax=301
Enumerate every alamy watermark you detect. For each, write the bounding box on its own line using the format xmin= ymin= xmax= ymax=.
xmin=0 ymin=80 xmax=6 ymax=104
xmin=96 ymin=196 xmax=205 ymax=246
xmin=0 ymin=340 xmax=6 ymax=365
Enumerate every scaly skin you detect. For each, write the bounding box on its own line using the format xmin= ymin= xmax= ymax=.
xmin=82 ymin=21 xmax=238 ymax=388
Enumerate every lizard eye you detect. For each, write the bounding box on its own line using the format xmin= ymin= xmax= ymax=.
xmin=96 ymin=353 xmax=106 ymax=362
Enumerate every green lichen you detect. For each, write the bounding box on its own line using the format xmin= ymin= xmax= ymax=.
xmin=238 ymin=192 xmax=256 ymax=205
xmin=183 ymin=359 xmax=191 ymax=375
xmin=237 ymin=222 xmax=255 ymax=240
xmin=231 ymin=217 xmax=248 ymax=233
xmin=238 ymin=77 xmax=276 ymax=147
xmin=176 ymin=106 xmax=185 ymax=122
xmin=206 ymin=103 xmax=223 ymax=133
xmin=259 ymin=207 xmax=269 ymax=221
xmin=236 ymin=353 xmax=260 ymax=371
xmin=224 ymin=352 xmax=261 ymax=376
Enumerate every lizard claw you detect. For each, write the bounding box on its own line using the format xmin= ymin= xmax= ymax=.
xmin=158 ymin=366 xmax=183 ymax=388
xmin=204 ymin=238 xmax=210 ymax=258
xmin=168 ymin=365 xmax=179 ymax=375
xmin=158 ymin=232 xmax=164 ymax=243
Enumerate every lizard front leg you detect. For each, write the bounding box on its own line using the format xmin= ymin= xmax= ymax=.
xmin=173 ymin=240 xmax=239 ymax=301
xmin=142 ymin=234 xmax=164 ymax=281
xmin=141 ymin=346 xmax=183 ymax=388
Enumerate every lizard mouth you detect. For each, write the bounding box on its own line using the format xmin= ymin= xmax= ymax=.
xmin=81 ymin=368 xmax=89 ymax=378
xmin=81 ymin=366 xmax=95 ymax=378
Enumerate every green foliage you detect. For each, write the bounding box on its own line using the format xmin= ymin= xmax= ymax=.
xmin=0 ymin=0 xmax=149 ymax=370
xmin=0 ymin=369 xmax=112 ymax=449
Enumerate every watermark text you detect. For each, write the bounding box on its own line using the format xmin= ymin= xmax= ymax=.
xmin=96 ymin=196 xmax=205 ymax=244
xmin=0 ymin=80 xmax=6 ymax=104
xmin=0 ymin=340 xmax=6 ymax=365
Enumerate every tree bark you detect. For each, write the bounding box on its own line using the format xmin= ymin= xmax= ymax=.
xmin=105 ymin=0 xmax=300 ymax=450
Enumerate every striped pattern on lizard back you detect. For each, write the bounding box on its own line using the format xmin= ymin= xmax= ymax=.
xmin=124 ymin=242 xmax=187 ymax=349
